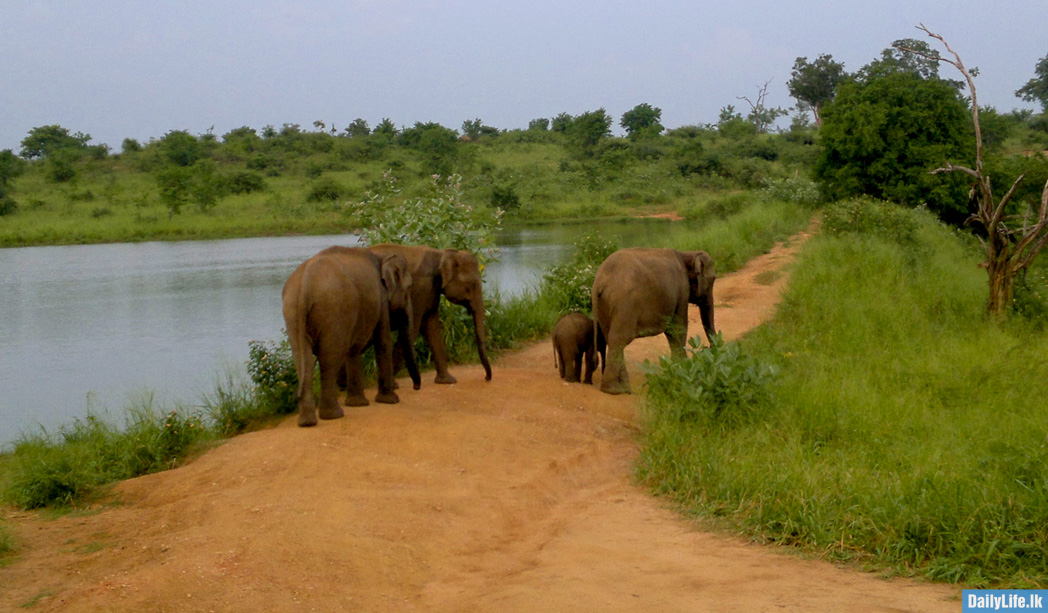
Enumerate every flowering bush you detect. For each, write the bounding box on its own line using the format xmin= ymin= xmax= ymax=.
xmin=246 ymin=337 xmax=297 ymax=415
xmin=348 ymin=172 xmax=502 ymax=268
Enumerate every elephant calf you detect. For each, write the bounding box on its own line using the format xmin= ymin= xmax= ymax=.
xmin=552 ymin=312 xmax=598 ymax=384
xmin=592 ymin=248 xmax=716 ymax=395
xmin=282 ymin=246 xmax=420 ymax=427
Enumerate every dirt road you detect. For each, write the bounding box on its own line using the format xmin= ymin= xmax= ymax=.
xmin=0 ymin=231 xmax=960 ymax=611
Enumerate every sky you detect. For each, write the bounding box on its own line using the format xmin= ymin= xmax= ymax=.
xmin=1 ymin=1 xmax=1046 ymax=153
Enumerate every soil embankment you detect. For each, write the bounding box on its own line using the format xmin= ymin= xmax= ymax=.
xmin=0 ymin=229 xmax=960 ymax=612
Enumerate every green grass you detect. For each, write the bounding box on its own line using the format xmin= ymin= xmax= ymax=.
xmin=638 ymin=200 xmax=1048 ymax=587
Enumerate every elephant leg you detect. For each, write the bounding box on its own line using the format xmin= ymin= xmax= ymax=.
xmin=566 ymin=351 xmax=581 ymax=383
xmin=556 ymin=347 xmax=567 ymax=379
xmin=583 ymin=347 xmax=597 ymax=385
xmin=422 ymin=312 xmax=457 ymax=384
xmin=599 ymin=328 xmax=633 ymax=395
xmin=373 ymin=321 xmax=401 ymax=405
xmin=316 ymin=352 xmax=347 ymax=420
xmin=342 ymin=353 xmax=369 ymax=407
xmin=665 ymin=311 xmax=689 ymax=359
xmin=294 ymin=348 xmax=318 ymax=427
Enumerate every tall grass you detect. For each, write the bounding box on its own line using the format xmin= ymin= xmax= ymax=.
xmin=639 ymin=200 xmax=1048 ymax=587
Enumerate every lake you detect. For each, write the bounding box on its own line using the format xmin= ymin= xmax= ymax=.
xmin=0 ymin=219 xmax=685 ymax=448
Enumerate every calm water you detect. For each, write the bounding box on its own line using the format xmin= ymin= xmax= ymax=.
xmin=0 ymin=219 xmax=684 ymax=448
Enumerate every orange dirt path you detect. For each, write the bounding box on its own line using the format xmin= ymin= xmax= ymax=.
xmin=0 ymin=228 xmax=960 ymax=611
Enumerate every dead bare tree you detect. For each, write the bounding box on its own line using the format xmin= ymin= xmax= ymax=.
xmin=737 ymin=79 xmax=786 ymax=135
xmin=903 ymin=25 xmax=1048 ymax=320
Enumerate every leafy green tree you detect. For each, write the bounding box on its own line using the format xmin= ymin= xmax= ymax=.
xmin=345 ymin=118 xmax=371 ymax=138
xmin=159 ymin=130 xmax=202 ymax=167
xmin=19 ymin=125 xmax=91 ymax=159
xmin=787 ymin=54 xmax=847 ymax=127
xmin=0 ymin=149 xmax=27 ymax=186
xmin=121 ymin=138 xmax=142 ymax=154
xmin=46 ymin=149 xmax=78 ymax=183
xmin=1016 ymin=52 xmax=1048 ymax=112
xmin=620 ymin=103 xmax=664 ymax=139
xmin=528 ymin=118 xmax=550 ymax=131
xmin=814 ymin=71 xmax=972 ymax=221
xmin=399 ymin=121 xmax=460 ymax=175
xmin=858 ymin=39 xmax=965 ymax=90
xmin=569 ymin=109 xmax=612 ymax=157
xmin=551 ymin=112 xmax=574 ymax=133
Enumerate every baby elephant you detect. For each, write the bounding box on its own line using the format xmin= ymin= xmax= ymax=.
xmin=552 ymin=312 xmax=598 ymax=384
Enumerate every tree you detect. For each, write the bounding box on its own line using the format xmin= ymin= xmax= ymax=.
xmin=19 ymin=125 xmax=91 ymax=159
xmin=551 ymin=113 xmax=574 ymax=133
xmin=159 ymin=130 xmax=202 ymax=167
xmin=1016 ymin=52 xmax=1048 ymax=112
xmin=620 ymin=103 xmax=664 ymax=139
xmin=903 ymin=26 xmax=1048 ymax=320
xmin=787 ymin=54 xmax=847 ymax=127
xmin=814 ymin=70 xmax=972 ymax=220
xmin=528 ymin=118 xmax=550 ymax=132
xmin=345 ymin=118 xmax=370 ymax=138
xmin=0 ymin=149 xmax=26 ymax=186
xmin=399 ymin=121 xmax=460 ymax=175
xmin=737 ymin=80 xmax=787 ymax=134
xmin=569 ymin=109 xmax=612 ymax=156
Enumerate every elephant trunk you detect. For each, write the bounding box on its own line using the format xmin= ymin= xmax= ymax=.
xmin=699 ymin=291 xmax=716 ymax=342
xmin=469 ymin=296 xmax=493 ymax=381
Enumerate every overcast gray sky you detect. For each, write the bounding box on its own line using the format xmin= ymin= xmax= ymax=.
xmin=2 ymin=1 xmax=1046 ymax=153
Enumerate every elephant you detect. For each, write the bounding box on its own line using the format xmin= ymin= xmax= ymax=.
xmin=367 ymin=244 xmax=492 ymax=384
xmin=282 ymin=246 xmax=421 ymax=427
xmin=551 ymin=312 xmax=598 ymax=384
xmin=591 ymin=248 xmax=716 ymax=395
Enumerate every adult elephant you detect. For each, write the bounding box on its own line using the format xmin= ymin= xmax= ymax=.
xmin=591 ymin=248 xmax=716 ymax=395
xmin=367 ymin=244 xmax=492 ymax=384
xmin=282 ymin=246 xmax=420 ymax=427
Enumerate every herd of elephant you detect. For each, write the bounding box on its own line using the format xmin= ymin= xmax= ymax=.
xmin=282 ymin=244 xmax=717 ymax=427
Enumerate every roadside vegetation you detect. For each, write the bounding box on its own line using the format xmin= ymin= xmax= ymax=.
xmin=3 ymin=32 xmax=1048 ymax=589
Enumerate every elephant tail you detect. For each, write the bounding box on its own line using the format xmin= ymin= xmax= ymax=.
xmin=595 ymin=319 xmax=607 ymax=374
xmin=552 ymin=337 xmax=559 ymax=371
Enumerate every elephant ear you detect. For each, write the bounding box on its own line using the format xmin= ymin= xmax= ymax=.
xmin=380 ymin=254 xmax=407 ymax=293
xmin=692 ymin=251 xmax=714 ymax=280
xmin=439 ymin=249 xmax=459 ymax=289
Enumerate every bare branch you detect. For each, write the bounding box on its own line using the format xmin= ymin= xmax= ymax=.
xmin=930 ymin=162 xmax=978 ymax=179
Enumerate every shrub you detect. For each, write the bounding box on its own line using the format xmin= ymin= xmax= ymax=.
xmin=759 ymin=176 xmax=821 ymax=207
xmin=227 ymin=171 xmax=266 ymax=194
xmin=821 ymin=197 xmax=923 ymax=251
xmin=349 ymin=172 xmax=502 ymax=267
xmin=643 ymin=333 xmax=777 ymax=427
xmin=306 ymin=177 xmax=345 ymax=203
xmin=246 ymin=337 xmax=298 ymax=416
xmin=0 ymin=189 xmax=17 ymax=216
xmin=540 ymin=233 xmax=618 ymax=313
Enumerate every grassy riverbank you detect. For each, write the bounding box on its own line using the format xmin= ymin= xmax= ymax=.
xmin=639 ymin=199 xmax=1048 ymax=587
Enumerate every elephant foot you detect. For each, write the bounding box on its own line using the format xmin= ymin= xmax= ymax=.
xmin=298 ymin=411 xmax=318 ymax=427
xmin=565 ymin=375 xmax=580 ymax=383
xmin=599 ymin=380 xmax=632 ymax=395
xmin=318 ymin=404 xmax=346 ymax=419
xmin=343 ymin=395 xmax=369 ymax=408
xmin=434 ymin=372 xmax=457 ymax=385
xmin=374 ymin=390 xmax=400 ymax=404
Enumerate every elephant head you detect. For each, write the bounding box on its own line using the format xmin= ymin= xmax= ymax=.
xmin=439 ymin=249 xmax=493 ymax=381
xmin=378 ymin=253 xmax=421 ymax=390
xmin=682 ymin=250 xmax=716 ymax=340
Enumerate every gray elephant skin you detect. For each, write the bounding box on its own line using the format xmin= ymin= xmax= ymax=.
xmin=591 ymin=247 xmax=716 ymax=395
xmin=367 ymin=244 xmax=492 ymax=384
xmin=282 ymin=246 xmax=421 ymax=427
xmin=551 ymin=312 xmax=598 ymax=384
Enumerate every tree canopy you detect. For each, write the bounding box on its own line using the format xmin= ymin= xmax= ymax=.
xmin=620 ymin=103 xmax=664 ymax=139
xmin=814 ymin=71 xmax=973 ymax=222
xmin=19 ymin=125 xmax=91 ymax=160
xmin=1016 ymin=52 xmax=1048 ymax=112
xmin=787 ymin=54 xmax=847 ymax=127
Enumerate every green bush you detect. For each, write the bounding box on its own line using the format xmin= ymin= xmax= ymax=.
xmin=306 ymin=177 xmax=345 ymax=203
xmin=643 ymin=333 xmax=777 ymax=427
xmin=759 ymin=176 xmax=821 ymax=207
xmin=227 ymin=170 xmax=266 ymax=194
xmin=246 ymin=337 xmax=298 ymax=416
xmin=540 ymin=233 xmax=618 ymax=313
